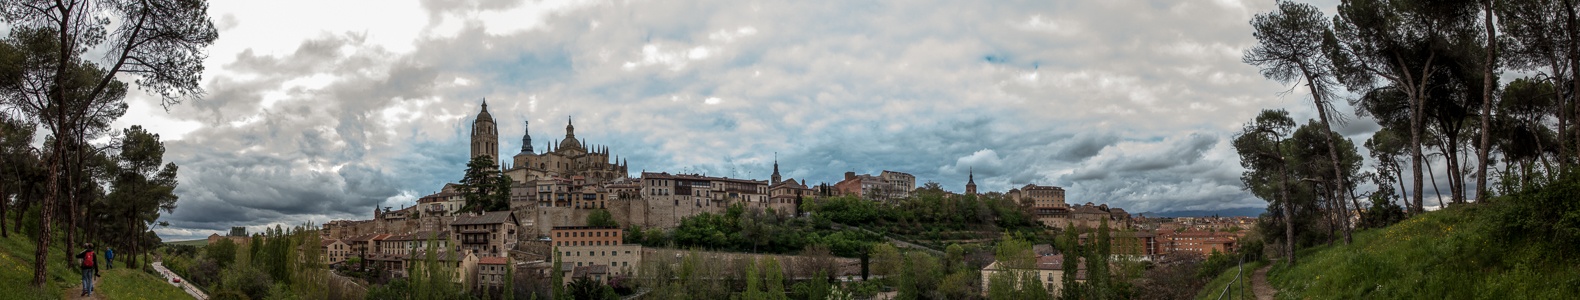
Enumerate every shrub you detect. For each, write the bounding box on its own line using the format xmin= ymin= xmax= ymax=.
xmin=186 ymin=258 xmax=220 ymax=288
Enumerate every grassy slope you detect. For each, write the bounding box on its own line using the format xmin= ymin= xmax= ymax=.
xmin=1 ymin=231 xmax=191 ymax=299
xmin=1264 ymin=205 xmax=1580 ymax=299
xmin=1195 ymin=261 xmax=1262 ymax=300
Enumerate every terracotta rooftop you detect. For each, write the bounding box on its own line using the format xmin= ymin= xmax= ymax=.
xmin=479 ymin=256 xmax=510 ymax=265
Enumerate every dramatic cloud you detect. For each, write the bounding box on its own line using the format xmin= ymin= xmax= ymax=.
xmin=117 ymin=0 xmax=1416 ymax=240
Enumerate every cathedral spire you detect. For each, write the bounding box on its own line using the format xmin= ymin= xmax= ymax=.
xmin=966 ymin=167 xmax=978 ymax=195
xmin=520 ymin=120 xmax=534 ymax=153
xmin=566 ymin=116 xmax=575 ymax=138
xmin=771 ymin=152 xmax=782 ymax=185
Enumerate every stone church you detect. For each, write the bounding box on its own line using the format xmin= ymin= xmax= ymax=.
xmin=467 ymin=100 xmax=629 ymax=184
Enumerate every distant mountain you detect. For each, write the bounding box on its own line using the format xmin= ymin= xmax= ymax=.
xmin=1140 ymin=207 xmax=1267 ymax=218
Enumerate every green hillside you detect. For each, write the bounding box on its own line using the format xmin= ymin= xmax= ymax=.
xmin=0 ymin=231 xmax=191 ymax=299
xmin=1246 ymin=177 xmax=1580 ymax=299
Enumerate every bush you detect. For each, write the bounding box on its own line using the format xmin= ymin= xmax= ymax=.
xmin=186 ymin=258 xmax=220 ymax=288
xmin=1488 ymin=173 xmax=1580 ymax=258
xmin=220 ymin=264 xmax=273 ymax=300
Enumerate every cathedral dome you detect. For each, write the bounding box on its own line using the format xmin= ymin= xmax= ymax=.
xmin=559 ymin=117 xmax=583 ymax=151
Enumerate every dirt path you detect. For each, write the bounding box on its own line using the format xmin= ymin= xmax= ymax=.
xmin=1251 ymin=265 xmax=1275 ymax=300
xmin=63 ymin=277 xmax=105 ymax=300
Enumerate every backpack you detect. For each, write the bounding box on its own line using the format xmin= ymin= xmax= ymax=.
xmin=81 ymin=251 xmax=95 ymax=267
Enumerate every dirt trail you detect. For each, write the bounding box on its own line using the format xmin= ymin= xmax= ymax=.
xmin=1251 ymin=265 xmax=1276 ymax=300
xmin=63 ymin=276 xmax=105 ymax=300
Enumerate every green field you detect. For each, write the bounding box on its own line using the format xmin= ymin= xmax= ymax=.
xmin=1 ymin=229 xmax=192 ymax=299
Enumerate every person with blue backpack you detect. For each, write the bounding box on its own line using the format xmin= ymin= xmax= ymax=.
xmin=106 ymin=247 xmax=114 ymax=269
xmin=76 ymin=243 xmax=100 ymax=297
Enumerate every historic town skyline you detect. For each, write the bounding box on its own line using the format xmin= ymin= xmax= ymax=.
xmin=124 ymin=0 xmax=1374 ymax=241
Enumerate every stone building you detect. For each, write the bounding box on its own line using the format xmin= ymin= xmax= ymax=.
xmin=449 ymin=211 xmax=520 ymax=257
xmin=476 ymin=256 xmax=512 ymax=290
xmin=980 ymin=254 xmax=1085 ymax=297
xmin=322 ymin=239 xmax=350 ymax=265
xmin=550 ymin=226 xmax=643 ymax=284
xmin=834 ymin=170 xmax=914 ymax=202
xmin=501 ymin=117 xmax=629 ymax=185
xmin=768 ymin=178 xmax=812 ymax=216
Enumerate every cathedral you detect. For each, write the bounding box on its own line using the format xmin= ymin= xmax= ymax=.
xmin=468 ymin=100 xmax=630 ymax=184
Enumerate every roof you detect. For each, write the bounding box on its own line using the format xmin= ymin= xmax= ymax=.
xmin=385 ymin=231 xmax=449 ymax=242
xmin=551 ymin=226 xmax=621 ymax=231
xmin=452 ymin=211 xmax=518 ymax=226
xmin=1022 ymin=184 xmax=1066 ymax=191
xmin=321 ymin=239 xmax=343 ymax=247
xmin=479 ymin=256 xmax=510 ymax=265
xmin=641 ymin=172 xmax=768 ymax=185
xmin=771 ymin=178 xmax=809 ymax=189
xmin=404 ymin=251 xmax=472 ymax=262
xmin=573 ymin=265 xmax=609 ymax=278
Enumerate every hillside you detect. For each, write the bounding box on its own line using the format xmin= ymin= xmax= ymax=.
xmin=0 ymin=231 xmax=191 ymax=299
xmin=1247 ymin=177 xmax=1580 ymax=299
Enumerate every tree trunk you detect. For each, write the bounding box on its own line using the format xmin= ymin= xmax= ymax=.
xmin=1427 ymin=155 xmax=1446 ymax=210
xmin=1476 ymin=0 xmax=1495 ymax=202
xmin=1 ymin=180 xmax=7 ymax=238
xmin=1280 ymin=164 xmax=1296 ymax=266
xmin=1301 ymin=63 xmax=1353 ymax=244
xmin=1396 ymin=164 xmax=1411 ymax=212
xmin=1405 ymin=50 xmax=1435 ymax=215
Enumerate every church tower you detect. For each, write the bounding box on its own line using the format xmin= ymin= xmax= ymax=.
xmin=470 ymin=99 xmax=499 ymax=163
xmin=965 ymin=168 xmax=978 ymax=196
xmin=519 ymin=120 xmax=534 ymax=154
xmin=771 ymin=153 xmax=782 ymax=185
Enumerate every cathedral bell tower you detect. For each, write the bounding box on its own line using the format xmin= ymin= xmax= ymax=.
xmin=470 ymin=99 xmax=499 ymax=163
xmin=966 ymin=168 xmax=978 ymax=196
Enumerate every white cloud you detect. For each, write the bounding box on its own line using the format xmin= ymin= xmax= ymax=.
xmin=135 ymin=0 xmax=1420 ymax=238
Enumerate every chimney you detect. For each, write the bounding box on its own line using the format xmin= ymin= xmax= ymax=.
xmin=844 ymin=172 xmax=856 ymax=181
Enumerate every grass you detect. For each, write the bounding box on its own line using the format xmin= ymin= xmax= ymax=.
xmin=90 ymin=267 xmax=193 ymax=300
xmin=0 ymin=230 xmax=80 ymax=300
xmin=1 ymin=224 xmax=193 ymax=299
xmin=1264 ymin=204 xmax=1580 ymax=299
xmin=1195 ymin=261 xmax=1263 ymax=300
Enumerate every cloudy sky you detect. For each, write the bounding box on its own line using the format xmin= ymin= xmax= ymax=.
xmin=97 ymin=0 xmax=1387 ymax=241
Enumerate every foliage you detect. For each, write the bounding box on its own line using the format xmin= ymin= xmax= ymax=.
xmin=649 ymin=203 xmax=882 ymax=257
xmin=99 ymin=125 xmax=181 ymax=264
xmin=209 ymin=237 xmax=238 ymax=268
xmin=1134 ymin=252 xmax=1208 ymax=300
xmin=587 ymin=209 xmax=619 ymax=227
xmin=459 ymin=155 xmax=511 ymax=213
xmin=568 ymin=276 xmax=618 ymax=300
xmin=789 ymin=270 xmax=831 ymax=300
xmin=1191 ymin=261 xmax=1261 ymax=300
xmin=1360 ymin=195 xmax=1407 ymax=229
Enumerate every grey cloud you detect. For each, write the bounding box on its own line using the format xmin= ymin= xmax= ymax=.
xmin=154 ymin=0 xmax=1340 ymax=238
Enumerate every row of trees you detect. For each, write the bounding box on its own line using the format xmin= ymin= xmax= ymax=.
xmin=625 ymin=203 xmax=886 ymax=257
xmin=1 ymin=0 xmax=219 ymax=286
xmin=162 ymin=225 xmax=343 ymax=300
xmin=1238 ymin=0 xmax=1580 ymax=264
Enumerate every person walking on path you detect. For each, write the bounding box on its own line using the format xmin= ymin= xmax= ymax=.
xmin=105 ymin=247 xmax=114 ymax=269
xmin=76 ymin=243 xmax=100 ymax=297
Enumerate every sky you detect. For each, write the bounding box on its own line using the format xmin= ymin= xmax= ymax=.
xmin=89 ymin=0 xmax=1395 ymax=241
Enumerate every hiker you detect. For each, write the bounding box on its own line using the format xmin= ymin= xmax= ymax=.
xmin=106 ymin=247 xmax=114 ymax=269
xmin=76 ymin=243 xmax=99 ymax=297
